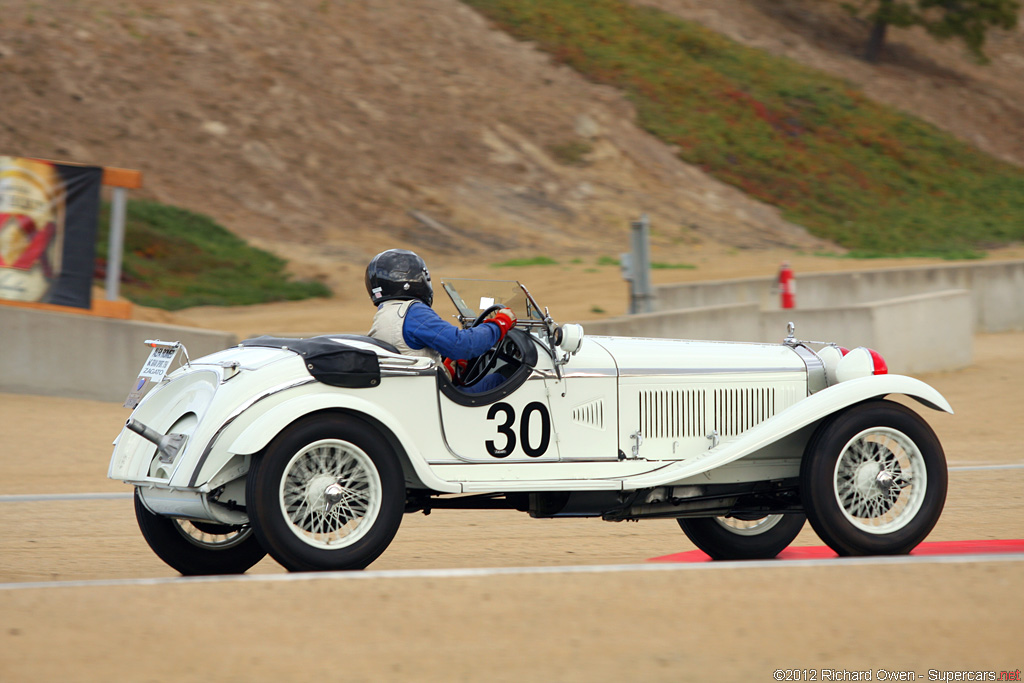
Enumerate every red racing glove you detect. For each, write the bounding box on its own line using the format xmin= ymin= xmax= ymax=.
xmin=484 ymin=307 xmax=517 ymax=340
xmin=442 ymin=357 xmax=468 ymax=384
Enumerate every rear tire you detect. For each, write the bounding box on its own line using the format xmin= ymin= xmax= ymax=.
xmin=678 ymin=513 xmax=806 ymax=560
xmin=134 ymin=490 xmax=267 ymax=575
xmin=800 ymin=400 xmax=947 ymax=556
xmin=246 ymin=414 xmax=405 ymax=572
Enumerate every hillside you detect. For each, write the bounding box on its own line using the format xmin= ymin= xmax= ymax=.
xmin=1 ymin=0 xmax=1021 ymax=295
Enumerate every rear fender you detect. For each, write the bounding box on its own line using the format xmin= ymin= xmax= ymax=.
xmin=223 ymin=392 xmax=461 ymax=493
xmin=620 ymin=374 xmax=952 ymax=489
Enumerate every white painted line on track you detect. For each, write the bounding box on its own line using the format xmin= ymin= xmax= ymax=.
xmin=0 ymin=492 xmax=132 ymax=503
xmin=948 ymin=463 xmax=1024 ymax=472
xmin=2 ymin=552 xmax=1024 ymax=593
xmin=1 ymin=463 xmax=1021 ymax=504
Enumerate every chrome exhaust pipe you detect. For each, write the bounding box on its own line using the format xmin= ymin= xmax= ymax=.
xmin=125 ymin=418 xmax=188 ymax=463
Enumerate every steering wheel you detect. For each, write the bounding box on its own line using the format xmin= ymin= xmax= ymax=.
xmin=456 ymin=304 xmax=507 ymax=387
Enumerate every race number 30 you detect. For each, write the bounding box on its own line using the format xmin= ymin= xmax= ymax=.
xmin=485 ymin=402 xmax=551 ymax=458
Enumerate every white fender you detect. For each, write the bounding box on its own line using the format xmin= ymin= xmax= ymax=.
xmin=226 ymin=392 xmax=461 ymax=493
xmin=620 ymin=374 xmax=952 ymax=489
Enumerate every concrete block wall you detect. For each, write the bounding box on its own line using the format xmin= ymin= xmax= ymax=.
xmin=583 ymin=290 xmax=973 ymax=375
xmin=583 ymin=302 xmax=761 ymax=342
xmin=0 ymin=307 xmax=237 ymax=402
xmin=652 ymin=260 xmax=1024 ymax=333
xmin=758 ymin=290 xmax=973 ymax=375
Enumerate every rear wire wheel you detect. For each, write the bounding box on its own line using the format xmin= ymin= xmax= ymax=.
xmin=246 ymin=414 xmax=405 ymax=572
xmin=800 ymin=400 xmax=947 ymax=556
xmin=134 ymin=489 xmax=267 ymax=575
xmin=678 ymin=513 xmax=806 ymax=560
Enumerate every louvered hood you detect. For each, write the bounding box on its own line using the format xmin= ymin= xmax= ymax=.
xmin=589 ymin=337 xmax=809 ymax=461
xmin=590 ymin=337 xmax=805 ymax=376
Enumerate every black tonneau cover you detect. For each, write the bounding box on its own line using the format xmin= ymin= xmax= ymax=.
xmin=241 ymin=335 xmax=396 ymax=388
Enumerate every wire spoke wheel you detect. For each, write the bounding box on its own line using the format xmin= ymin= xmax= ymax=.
xmin=834 ymin=428 xmax=925 ymax=534
xmin=134 ymin=489 xmax=267 ymax=575
xmin=247 ymin=415 xmax=405 ymax=572
xmin=174 ymin=520 xmax=256 ymax=550
xmin=801 ymin=400 xmax=947 ymax=556
xmin=713 ymin=514 xmax=785 ymax=536
xmin=679 ymin=513 xmax=805 ymax=560
xmin=279 ymin=439 xmax=383 ymax=550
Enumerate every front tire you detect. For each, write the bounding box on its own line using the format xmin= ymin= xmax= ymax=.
xmin=134 ymin=490 xmax=267 ymax=575
xmin=800 ymin=400 xmax=947 ymax=556
xmin=246 ymin=414 xmax=405 ymax=572
xmin=678 ymin=513 xmax=806 ymax=560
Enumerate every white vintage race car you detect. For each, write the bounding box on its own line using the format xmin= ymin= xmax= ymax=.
xmin=108 ymin=279 xmax=950 ymax=574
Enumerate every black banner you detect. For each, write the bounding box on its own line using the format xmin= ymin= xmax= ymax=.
xmin=0 ymin=157 xmax=103 ymax=309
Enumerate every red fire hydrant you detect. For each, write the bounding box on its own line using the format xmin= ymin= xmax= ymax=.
xmin=777 ymin=262 xmax=796 ymax=309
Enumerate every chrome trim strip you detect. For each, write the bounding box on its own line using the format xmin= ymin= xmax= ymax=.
xmin=534 ymin=367 xmax=618 ymax=379
xmin=617 ymin=367 xmax=803 ymax=378
xmin=186 ymin=377 xmax=317 ymax=487
xmin=380 ymin=367 xmax=437 ymax=377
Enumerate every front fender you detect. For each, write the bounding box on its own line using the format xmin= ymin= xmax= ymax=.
xmin=620 ymin=374 xmax=952 ymax=489
xmin=226 ymin=391 xmax=461 ymax=493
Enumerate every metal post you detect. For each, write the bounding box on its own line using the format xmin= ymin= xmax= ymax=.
xmin=105 ymin=186 xmax=127 ymax=301
xmin=630 ymin=214 xmax=654 ymax=314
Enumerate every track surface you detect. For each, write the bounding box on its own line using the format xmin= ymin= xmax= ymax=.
xmin=2 ymin=333 xmax=1023 ymax=680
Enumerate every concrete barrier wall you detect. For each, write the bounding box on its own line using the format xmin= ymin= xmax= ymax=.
xmin=583 ymin=303 xmax=761 ymax=341
xmin=582 ymin=290 xmax=973 ymax=375
xmin=0 ymin=307 xmax=237 ymax=402
xmin=653 ymin=260 xmax=1024 ymax=333
xmin=759 ymin=290 xmax=973 ymax=375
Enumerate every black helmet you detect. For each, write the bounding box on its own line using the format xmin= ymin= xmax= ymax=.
xmin=365 ymin=249 xmax=433 ymax=307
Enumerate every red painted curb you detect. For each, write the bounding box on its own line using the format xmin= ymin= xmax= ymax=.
xmin=648 ymin=539 xmax=1024 ymax=563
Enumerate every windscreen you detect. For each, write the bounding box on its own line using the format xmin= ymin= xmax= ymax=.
xmin=441 ymin=279 xmax=544 ymax=322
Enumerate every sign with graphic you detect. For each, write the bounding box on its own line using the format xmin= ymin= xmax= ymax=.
xmin=124 ymin=342 xmax=182 ymax=408
xmin=0 ymin=156 xmax=103 ymax=308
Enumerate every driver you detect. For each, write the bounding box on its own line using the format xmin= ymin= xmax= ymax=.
xmin=365 ymin=249 xmax=517 ymax=393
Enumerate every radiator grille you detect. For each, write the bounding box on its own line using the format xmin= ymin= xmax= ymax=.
xmin=572 ymin=399 xmax=605 ymax=430
xmin=638 ymin=389 xmax=706 ymax=439
xmin=638 ymin=387 xmax=777 ymax=439
xmin=713 ymin=387 xmax=776 ymax=436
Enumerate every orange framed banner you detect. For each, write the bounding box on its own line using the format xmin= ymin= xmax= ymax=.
xmin=0 ymin=156 xmax=103 ymax=309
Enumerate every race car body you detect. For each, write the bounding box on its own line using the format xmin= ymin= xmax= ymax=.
xmin=110 ymin=279 xmax=950 ymax=573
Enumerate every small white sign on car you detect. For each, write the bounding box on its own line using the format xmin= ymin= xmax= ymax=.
xmin=124 ymin=341 xmax=182 ymax=408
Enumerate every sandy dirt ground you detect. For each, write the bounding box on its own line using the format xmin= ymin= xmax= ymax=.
xmin=1 ymin=318 xmax=1022 ymax=680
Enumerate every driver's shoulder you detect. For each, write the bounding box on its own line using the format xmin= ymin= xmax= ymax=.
xmin=403 ymin=300 xmax=440 ymax=321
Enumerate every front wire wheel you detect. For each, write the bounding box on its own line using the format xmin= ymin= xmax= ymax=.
xmin=833 ymin=427 xmax=926 ymax=534
xmin=247 ymin=415 xmax=405 ymax=572
xmin=801 ymin=400 xmax=947 ymax=556
xmin=678 ymin=513 xmax=806 ymax=560
xmin=134 ymin=490 xmax=267 ymax=575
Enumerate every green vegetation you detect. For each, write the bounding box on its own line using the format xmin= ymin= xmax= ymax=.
xmin=845 ymin=0 xmax=1019 ymax=63
xmin=94 ymin=199 xmax=330 ymax=310
xmin=490 ymin=255 xmax=560 ymax=267
xmin=462 ymin=0 xmax=1024 ymax=256
xmin=548 ymin=140 xmax=593 ymax=165
xmin=651 ymin=261 xmax=697 ymax=270
xmin=815 ymin=248 xmax=986 ymax=260
xmin=596 ymin=255 xmax=620 ymax=266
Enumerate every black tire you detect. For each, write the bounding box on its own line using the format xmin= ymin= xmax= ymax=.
xmin=678 ymin=513 xmax=806 ymax=560
xmin=246 ymin=414 xmax=405 ymax=572
xmin=800 ymin=400 xmax=947 ymax=556
xmin=134 ymin=489 xmax=267 ymax=575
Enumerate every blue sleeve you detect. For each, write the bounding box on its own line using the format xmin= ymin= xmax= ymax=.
xmin=403 ymin=302 xmax=501 ymax=360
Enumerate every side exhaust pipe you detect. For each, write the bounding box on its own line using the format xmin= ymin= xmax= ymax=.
xmin=125 ymin=419 xmax=188 ymax=463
